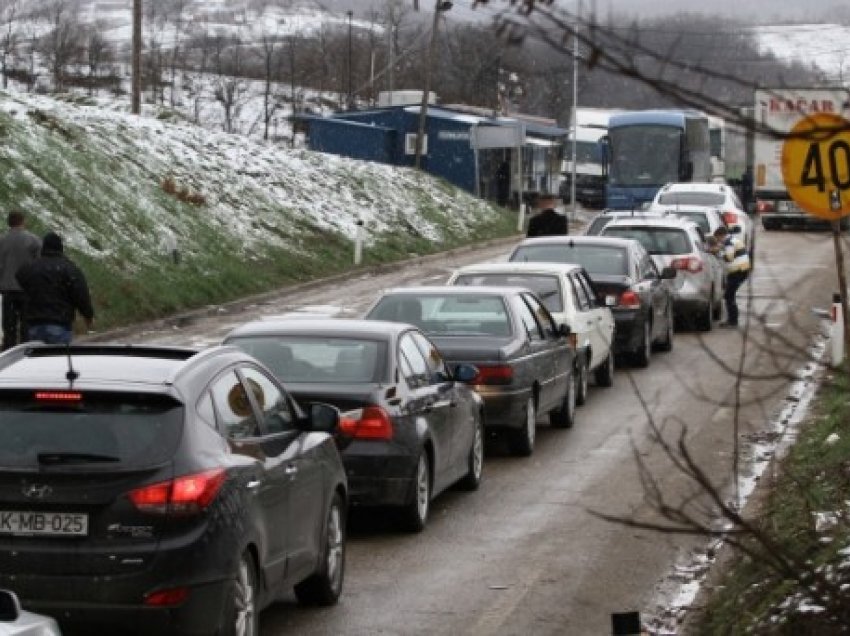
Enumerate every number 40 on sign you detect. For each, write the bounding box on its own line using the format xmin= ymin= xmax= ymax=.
xmin=781 ymin=112 xmax=850 ymax=220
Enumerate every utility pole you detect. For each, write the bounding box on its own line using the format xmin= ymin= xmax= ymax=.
xmin=132 ymin=0 xmax=141 ymax=114
xmin=386 ymin=0 xmax=394 ymax=106
xmin=347 ymin=10 xmax=353 ymax=110
xmin=570 ymin=1 xmax=580 ymax=221
xmin=414 ymin=0 xmax=452 ymax=170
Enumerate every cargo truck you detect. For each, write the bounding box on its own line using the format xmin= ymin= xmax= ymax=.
xmin=754 ymin=87 xmax=850 ymax=230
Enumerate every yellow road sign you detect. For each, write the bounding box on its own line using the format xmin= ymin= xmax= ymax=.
xmin=781 ymin=112 xmax=850 ymax=219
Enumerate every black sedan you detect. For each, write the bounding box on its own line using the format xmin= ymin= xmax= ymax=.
xmin=364 ymin=286 xmax=576 ymax=457
xmin=0 ymin=344 xmax=347 ymax=636
xmin=509 ymin=236 xmax=676 ymax=367
xmin=224 ymin=319 xmax=484 ymax=533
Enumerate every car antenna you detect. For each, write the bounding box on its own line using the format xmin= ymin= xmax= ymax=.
xmin=65 ymin=344 xmax=79 ymax=384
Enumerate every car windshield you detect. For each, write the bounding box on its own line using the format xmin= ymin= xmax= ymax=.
xmin=657 ymin=191 xmax=725 ymax=206
xmin=228 ymin=336 xmax=387 ymax=383
xmin=453 ymin=273 xmax=563 ymax=312
xmin=0 ymin=391 xmax=183 ymax=470
xmin=510 ymin=244 xmax=629 ymax=276
xmin=368 ymin=294 xmax=512 ymax=337
xmin=602 ymin=226 xmax=692 ymax=255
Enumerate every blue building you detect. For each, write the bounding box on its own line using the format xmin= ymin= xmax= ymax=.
xmin=300 ymin=104 xmax=568 ymax=203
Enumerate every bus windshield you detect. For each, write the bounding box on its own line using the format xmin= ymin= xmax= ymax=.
xmin=609 ymin=125 xmax=682 ymax=187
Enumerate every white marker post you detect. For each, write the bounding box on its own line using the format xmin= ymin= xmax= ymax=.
xmin=354 ymin=219 xmax=364 ymax=266
xmin=831 ymin=292 xmax=845 ymax=368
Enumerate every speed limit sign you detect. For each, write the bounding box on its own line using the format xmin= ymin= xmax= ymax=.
xmin=781 ymin=112 xmax=850 ymax=219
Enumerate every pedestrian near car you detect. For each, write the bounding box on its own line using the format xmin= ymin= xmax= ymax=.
xmin=713 ymin=226 xmax=750 ymax=328
xmin=0 ymin=210 xmax=41 ymax=350
xmin=527 ymin=193 xmax=568 ymax=237
xmin=16 ymin=231 xmax=94 ymax=345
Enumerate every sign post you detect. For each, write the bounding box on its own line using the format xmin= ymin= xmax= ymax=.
xmin=782 ymin=112 xmax=850 ymax=364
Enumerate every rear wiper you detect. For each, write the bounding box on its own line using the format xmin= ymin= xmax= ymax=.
xmin=37 ymin=452 xmax=121 ymax=465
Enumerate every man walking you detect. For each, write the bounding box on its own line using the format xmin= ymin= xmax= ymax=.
xmin=527 ymin=193 xmax=568 ymax=237
xmin=713 ymin=226 xmax=751 ymax=328
xmin=0 ymin=210 xmax=41 ymax=350
xmin=16 ymin=231 xmax=94 ymax=345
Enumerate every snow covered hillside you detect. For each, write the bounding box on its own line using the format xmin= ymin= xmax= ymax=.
xmin=753 ymin=23 xmax=850 ymax=84
xmin=0 ymin=88 xmax=511 ymax=327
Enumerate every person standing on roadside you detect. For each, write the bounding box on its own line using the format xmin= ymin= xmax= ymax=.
xmin=0 ymin=210 xmax=41 ymax=350
xmin=16 ymin=231 xmax=94 ymax=345
xmin=527 ymin=193 xmax=569 ymax=237
xmin=713 ymin=226 xmax=751 ymax=328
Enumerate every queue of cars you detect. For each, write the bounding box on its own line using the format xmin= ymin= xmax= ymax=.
xmin=0 ymin=195 xmax=732 ymax=634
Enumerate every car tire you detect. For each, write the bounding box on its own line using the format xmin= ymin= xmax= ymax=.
xmin=594 ymin=351 xmax=614 ymax=387
xmin=712 ymin=297 xmax=722 ymax=321
xmin=762 ymin=218 xmax=776 ymax=231
xmin=550 ymin=372 xmax=577 ymax=429
xmin=697 ymin=300 xmax=713 ymax=332
xmin=656 ymin=305 xmax=674 ymax=352
xmin=400 ymin=452 xmax=431 ymax=532
xmin=633 ymin=320 xmax=651 ymax=368
xmin=219 ymin=551 xmax=258 ymax=636
xmin=457 ymin=416 xmax=484 ymax=491
xmin=575 ymin=355 xmax=588 ymax=406
xmin=509 ymin=397 xmax=536 ymax=457
xmin=294 ymin=492 xmax=346 ymax=606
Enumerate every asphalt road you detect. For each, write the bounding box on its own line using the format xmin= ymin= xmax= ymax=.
xmin=109 ymin=224 xmax=841 ymax=635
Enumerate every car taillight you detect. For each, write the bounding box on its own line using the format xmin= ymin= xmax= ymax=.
xmin=617 ymin=291 xmax=641 ymax=310
xmin=339 ymin=406 xmax=393 ymax=440
xmin=722 ymin=210 xmax=739 ymax=225
xmin=670 ymin=256 xmax=703 ymax=273
xmin=756 ymin=199 xmax=774 ymax=213
xmin=34 ymin=391 xmax=82 ymax=402
xmin=474 ymin=364 xmax=514 ymax=386
xmin=128 ymin=468 xmax=226 ymax=515
xmin=144 ymin=587 xmax=190 ymax=607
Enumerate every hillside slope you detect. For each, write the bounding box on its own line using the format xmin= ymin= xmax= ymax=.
xmin=0 ymin=90 xmax=514 ymax=330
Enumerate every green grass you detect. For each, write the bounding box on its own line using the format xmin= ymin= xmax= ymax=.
xmin=695 ymin=371 xmax=850 ymax=635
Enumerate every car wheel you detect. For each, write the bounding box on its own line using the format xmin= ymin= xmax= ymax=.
xmin=550 ymin=372 xmax=577 ymax=429
xmin=656 ymin=305 xmax=674 ymax=352
xmin=400 ymin=452 xmax=431 ymax=532
xmin=697 ymin=300 xmax=713 ymax=332
xmin=509 ymin=397 xmax=536 ymax=457
xmin=594 ymin=351 xmax=614 ymax=387
xmin=712 ymin=296 xmax=722 ymax=321
xmin=220 ymin=551 xmax=258 ymax=636
xmin=458 ymin=416 xmax=484 ymax=491
xmin=294 ymin=492 xmax=346 ymax=606
xmin=575 ymin=356 xmax=588 ymax=406
xmin=633 ymin=320 xmax=651 ymax=368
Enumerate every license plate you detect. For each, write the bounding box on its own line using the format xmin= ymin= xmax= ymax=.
xmin=0 ymin=511 xmax=88 ymax=536
xmin=776 ymin=200 xmax=803 ymax=214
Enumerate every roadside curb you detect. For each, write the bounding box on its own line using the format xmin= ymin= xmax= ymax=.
xmin=85 ymin=233 xmax=524 ymax=343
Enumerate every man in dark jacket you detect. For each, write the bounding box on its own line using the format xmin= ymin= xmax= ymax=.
xmin=0 ymin=210 xmax=41 ymax=349
xmin=16 ymin=231 xmax=94 ymax=345
xmin=527 ymin=193 xmax=569 ymax=237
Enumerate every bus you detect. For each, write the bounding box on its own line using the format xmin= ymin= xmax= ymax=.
xmin=605 ymin=109 xmax=711 ymax=210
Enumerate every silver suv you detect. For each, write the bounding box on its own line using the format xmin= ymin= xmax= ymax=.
xmin=600 ymin=216 xmax=724 ymax=331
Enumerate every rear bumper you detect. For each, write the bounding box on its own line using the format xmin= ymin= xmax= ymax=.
xmin=472 ymin=386 xmax=532 ymax=430
xmin=612 ymin=309 xmax=645 ymax=354
xmin=761 ymin=213 xmax=845 ymax=230
xmin=342 ymin=442 xmax=417 ymax=507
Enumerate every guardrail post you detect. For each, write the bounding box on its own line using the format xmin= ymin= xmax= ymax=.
xmin=354 ymin=219 xmax=364 ymax=266
xmin=832 ymin=292 xmax=845 ymax=368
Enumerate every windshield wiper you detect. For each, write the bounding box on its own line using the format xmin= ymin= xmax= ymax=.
xmin=37 ymin=452 xmax=121 ymax=465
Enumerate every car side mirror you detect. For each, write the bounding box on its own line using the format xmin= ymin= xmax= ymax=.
xmin=453 ymin=363 xmax=479 ymax=383
xmin=557 ymin=323 xmax=571 ymax=338
xmin=308 ymin=402 xmax=340 ymax=433
xmin=0 ymin=590 xmax=21 ymax=622
xmin=660 ymin=266 xmax=677 ymax=280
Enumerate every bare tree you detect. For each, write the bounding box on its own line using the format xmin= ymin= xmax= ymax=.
xmin=163 ymin=0 xmax=190 ymax=108
xmin=0 ymin=0 xmax=18 ymax=89
xmin=85 ymin=26 xmax=113 ymax=95
xmin=37 ymin=0 xmax=84 ymax=92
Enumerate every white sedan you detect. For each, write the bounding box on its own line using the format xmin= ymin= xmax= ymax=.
xmin=447 ymin=261 xmax=616 ymax=404
xmin=0 ymin=590 xmax=61 ymax=636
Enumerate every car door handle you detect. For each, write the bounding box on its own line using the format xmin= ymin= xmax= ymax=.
xmin=285 ymin=465 xmax=298 ymax=476
xmin=247 ymin=479 xmax=261 ymax=490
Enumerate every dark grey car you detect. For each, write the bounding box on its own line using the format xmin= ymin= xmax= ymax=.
xmin=365 ymin=287 xmax=577 ymax=457
xmin=0 ymin=344 xmax=347 ymax=636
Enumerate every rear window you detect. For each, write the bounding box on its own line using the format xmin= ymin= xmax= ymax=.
xmin=0 ymin=391 xmax=183 ymax=470
xmin=657 ymin=192 xmax=724 ymax=206
xmin=602 ymin=227 xmax=692 ymax=255
xmin=586 ymin=216 xmax=613 ymax=235
xmin=368 ymin=295 xmax=512 ymax=337
xmin=668 ymin=211 xmax=710 ymax=234
xmin=453 ymin=273 xmax=563 ymax=312
xmin=227 ymin=336 xmax=387 ymax=384
xmin=510 ymin=244 xmax=628 ymax=276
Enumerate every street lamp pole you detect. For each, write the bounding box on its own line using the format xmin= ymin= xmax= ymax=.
xmin=570 ymin=6 xmax=578 ymax=221
xmin=132 ymin=0 xmax=142 ymax=114
xmin=347 ymin=10 xmax=353 ymax=109
xmin=414 ymin=0 xmax=451 ymax=170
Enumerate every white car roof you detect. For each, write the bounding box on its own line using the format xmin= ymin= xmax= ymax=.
xmin=657 ymin=182 xmax=730 ymax=194
xmin=452 ymin=262 xmax=584 ymax=277
xmin=602 ymin=216 xmax=698 ymax=230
